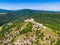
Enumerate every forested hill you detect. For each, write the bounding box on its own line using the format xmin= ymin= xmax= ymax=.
xmin=0 ymin=9 xmax=39 ymax=26
xmin=0 ymin=9 xmax=60 ymax=30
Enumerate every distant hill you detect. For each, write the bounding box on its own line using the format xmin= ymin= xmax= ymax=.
xmin=0 ymin=9 xmax=14 ymax=12
xmin=0 ymin=9 xmax=8 ymax=12
xmin=0 ymin=9 xmax=39 ymax=26
xmin=0 ymin=9 xmax=60 ymax=31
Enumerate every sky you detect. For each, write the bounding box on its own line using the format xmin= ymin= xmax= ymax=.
xmin=0 ymin=0 xmax=60 ymax=11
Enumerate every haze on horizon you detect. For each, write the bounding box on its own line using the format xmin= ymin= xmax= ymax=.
xmin=0 ymin=0 xmax=60 ymax=11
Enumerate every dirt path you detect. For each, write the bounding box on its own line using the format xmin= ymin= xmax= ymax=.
xmin=20 ymin=23 xmax=28 ymax=31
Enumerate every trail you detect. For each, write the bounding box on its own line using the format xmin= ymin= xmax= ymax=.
xmin=20 ymin=23 xmax=28 ymax=31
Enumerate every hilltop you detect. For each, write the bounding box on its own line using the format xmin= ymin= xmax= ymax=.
xmin=0 ymin=18 xmax=60 ymax=45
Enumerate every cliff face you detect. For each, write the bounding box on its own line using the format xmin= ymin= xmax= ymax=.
xmin=0 ymin=18 xmax=60 ymax=45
